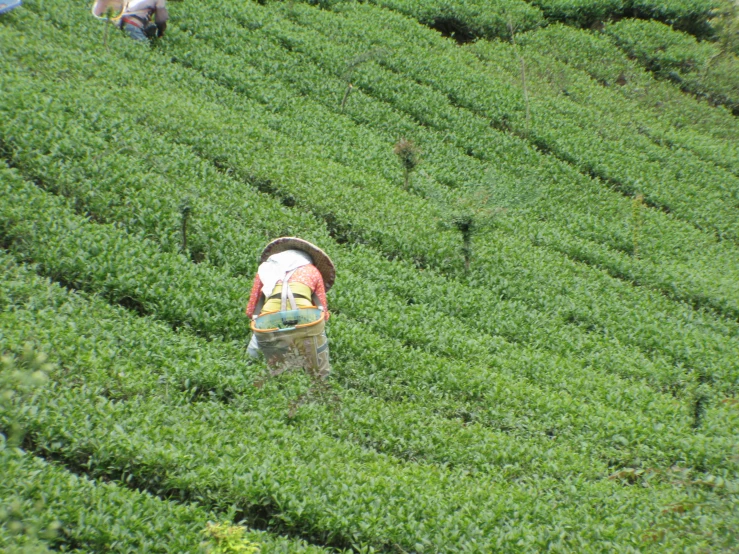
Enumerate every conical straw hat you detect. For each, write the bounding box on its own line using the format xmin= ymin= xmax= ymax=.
xmin=260 ymin=237 xmax=336 ymax=291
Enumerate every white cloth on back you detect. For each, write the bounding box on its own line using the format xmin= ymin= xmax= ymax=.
xmin=92 ymin=0 xmax=124 ymax=18
xmin=92 ymin=0 xmax=165 ymax=19
xmin=122 ymin=0 xmax=165 ymax=19
xmin=257 ymin=249 xmax=313 ymax=299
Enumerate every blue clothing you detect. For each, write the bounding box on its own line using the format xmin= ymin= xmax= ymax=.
xmin=122 ymin=22 xmax=148 ymax=41
xmin=0 ymin=0 xmax=22 ymax=15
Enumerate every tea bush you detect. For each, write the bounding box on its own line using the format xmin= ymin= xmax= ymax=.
xmin=606 ymin=18 xmax=739 ymax=114
xmin=1 ymin=1 xmax=738 ymax=550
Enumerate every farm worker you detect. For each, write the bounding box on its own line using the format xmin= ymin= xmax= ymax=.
xmin=92 ymin=0 xmax=168 ymax=41
xmin=0 ymin=1 xmax=22 ymax=16
xmin=246 ymin=237 xmax=335 ymax=358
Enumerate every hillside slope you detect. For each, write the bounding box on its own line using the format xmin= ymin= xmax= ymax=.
xmin=1 ymin=1 xmax=738 ymax=551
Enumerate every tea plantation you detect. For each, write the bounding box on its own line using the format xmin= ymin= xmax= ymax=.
xmin=1 ymin=0 xmax=738 ymax=551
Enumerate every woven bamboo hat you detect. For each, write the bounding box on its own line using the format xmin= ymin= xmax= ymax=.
xmin=260 ymin=237 xmax=336 ymax=291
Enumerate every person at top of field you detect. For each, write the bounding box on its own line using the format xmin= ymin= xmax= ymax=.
xmin=0 ymin=1 xmax=22 ymax=16
xmin=246 ymin=237 xmax=335 ymax=322
xmin=93 ymin=0 xmax=168 ymax=42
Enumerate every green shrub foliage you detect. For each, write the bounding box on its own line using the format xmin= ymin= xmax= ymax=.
xmin=1 ymin=0 xmax=738 ymax=550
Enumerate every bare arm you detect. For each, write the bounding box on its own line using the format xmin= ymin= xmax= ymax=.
xmin=313 ymin=274 xmax=330 ymax=320
xmin=154 ymin=4 xmax=168 ymax=35
xmin=154 ymin=6 xmax=168 ymax=23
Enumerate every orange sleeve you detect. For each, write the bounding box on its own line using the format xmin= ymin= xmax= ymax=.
xmin=314 ymin=274 xmax=330 ymax=321
xmin=246 ymin=274 xmax=263 ymax=318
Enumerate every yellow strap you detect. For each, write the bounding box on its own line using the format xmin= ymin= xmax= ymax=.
xmin=271 ymin=282 xmax=313 ymax=300
xmin=262 ymin=282 xmax=313 ymax=315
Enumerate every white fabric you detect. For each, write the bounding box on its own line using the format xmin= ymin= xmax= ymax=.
xmin=122 ymin=0 xmax=165 ymax=19
xmin=92 ymin=0 xmax=164 ymax=19
xmin=257 ymin=249 xmax=313 ymax=300
xmin=92 ymin=0 xmax=125 ymax=18
xmin=247 ymin=334 xmax=261 ymax=358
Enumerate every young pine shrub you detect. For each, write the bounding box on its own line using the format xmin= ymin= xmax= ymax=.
xmin=631 ymin=193 xmax=645 ymax=258
xmin=180 ymin=201 xmax=192 ymax=255
xmin=452 ymin=212 xmax=475 ymax=273
xmin=442 ymin=191 xmax=504 ymax=272
xmin=178 ymin=198 xmax=207 ymax=263
xmin=393 ymin=138 xmax=421 ymax=190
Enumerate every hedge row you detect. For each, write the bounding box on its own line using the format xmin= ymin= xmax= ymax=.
xmin=16 ymin=0 xmax=739 ymax=329
xmin=0 ymin=445 xmax=328 ymax=553
xmin=0 ymin=16 xmax=685 ymax=380
xmin=304 ymin=0 xmax=717 ymax=38
xmin=516 ymin=24 xmax=739 ymax=151
xmin=0 ymin=54 xmax=692 ymax=398
xmin=286 ymin=2 xmax=739 ymax=245
xmin=347 ymin=0 xmax=544 ymax=40
xmin=0 ymin=245 xmax=615 ymax=481
xmin=1 ymin=446 xmax=211 ymax=553
xmin=4 ymin=9 xmax=739 ymax=399
xmin=7 ymin=160 xmax=728 ymax=480
xmin=6 ymin=64 xmax=739 ymax=445
xmin=487 ymin=25 xmax=739 ymax=177
xmin=155 ymin=0 xmax=739 ymax=326
xmin=2 ymin=7 xmax=738 ymax=550
xmin=4 ymin=260 xmax=732 ymax=551
xmin=605 ymin=18 xmax=739 ymax=114
xmin=2 ymin=351 xmax=735 ymax=551
xmin=531 ymin=0 xmax=718 ymax=34
xmin=153 ymin=1 xmax=739 ymax=383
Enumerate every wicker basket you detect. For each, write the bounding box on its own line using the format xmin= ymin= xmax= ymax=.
xmin=251 ymin=307 xmax=330 ymax=378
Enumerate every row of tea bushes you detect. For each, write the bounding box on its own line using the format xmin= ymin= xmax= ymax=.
xmin=0 ymin=446 xmax=327 ymax=553
xmin=4 ymin=11 xmax=739 ymax=398
xmin=606 ymin=18 xmax=739 ymax=115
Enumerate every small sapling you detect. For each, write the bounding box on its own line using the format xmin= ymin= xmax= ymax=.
xmin=393 ymin=138 xmax=421 ymax=190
